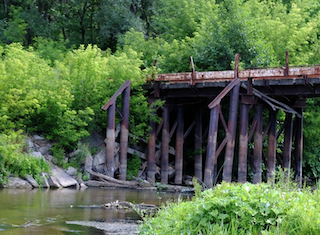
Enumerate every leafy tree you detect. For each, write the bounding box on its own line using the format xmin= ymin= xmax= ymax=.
xmin=150 ymin=0 xmax=216 ymax=41
xmin=0 ymin=43 xmax=93 ymax=149
xmin=3 ymin=7 xmax=28 ymax=44
xmin=96 ymin=0 xmax=145 ymax=51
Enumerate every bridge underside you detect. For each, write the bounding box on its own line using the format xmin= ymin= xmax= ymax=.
xmin=143 ymin=57 xmax=320 ymax=187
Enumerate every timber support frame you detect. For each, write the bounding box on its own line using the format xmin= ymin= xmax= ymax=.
xmin=144 ymin=52 xmax=317 ymax=187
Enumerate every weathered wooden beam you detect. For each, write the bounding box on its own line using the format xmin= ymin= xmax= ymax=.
xmin=253 ymin=104 xmax=263 ymax=184
xmin=204 ymin=105 xmax=220 ymax=188
xmin=241 ymin=84 xmax=301 ymax=118
xmin=219 ymin=110 xmax=228 ymax=132
xmin=248 ymin=119 xmax=258 ymax=142
xmin=169 ymin=120 xmax=178 ymax=139
xmin=147 ymin=98 xmax=156 ymax=183
xmin=156 ymin=119 xmax=164 ymax=137
xmin=194 ymin=108 xmax=203 ymax=180
xmin=161 ymin=105 xmax=170 ymax=184
xmin=119 ymin=86 xmax=130 ymax=180
xmin=190 ymin=56 xmax=196 ymax=86
xmin=222 ymin=68 xmax=240 ymax=182
xmin=294 ymin=108 xmax=303 ymax=187
xmin=267 ymin=109 xmax=277 ymax=182
xmin=208 ymin=78 xmax=241 ymax=109
xmin=102 ymin=80 xmax=131 ymax=110
xmin=174 ymin=106 xmax=184 ymax=184
xmin=105 ymin=102 xmax=116 ymax=177
xmin=216 ymin=137 xmax=228 ymax=157
xmin=183 ymin=120 xmax=195 ymax=140
xmin=238 ymin=103 xmax=249 ymax=183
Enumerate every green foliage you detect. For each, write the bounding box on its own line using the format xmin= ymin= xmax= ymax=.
xmin=140 ymin=182 xmax=320 ymax=234
xmin=0 ymin=43 xmax=94 ymax=150
xmin=269 ymin=166 xmax=298 ymax=191
xmin=192 ymin=177 xmax=203 ymax=198
xmin=52 ymin=141 xmax=91 ymax=169
xmin=33 ymin=37 xmax=70 ymax=66
xmin=96 ymin=0 xmax=145 ymax=50
xmin=68 ymin=142 xmax=91 ymax=169
xmin=302 ymin=98 xmax=320 ymax=179
xmin=126 ymin=152 xmax=141 ymax=180
xmin=0 ymin=130 xmax=50 ymax=184
xmin=51 ymin=144 xmax=66 ymax=167
xmin=82 ymin=171 xmax=90 ymax=181
xmin=3 ymin=7 xmax=27 ymax=44
xmin=150 ymin=0 xmax=217 ymax=42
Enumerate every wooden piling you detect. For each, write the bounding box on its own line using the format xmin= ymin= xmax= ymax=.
xmin=222 ymin=84 xmax=240 ymax=182
xmin=161 ymin=105 xmax=170 ymax=184
xmin=194 ymin=108 xmax=203 ymax=180
xmin=283 ymin=113 xmax=293 ymax=171
xmin=174 ymin=106 xmax=184 ymax=184
xmin=253 ymin=104 xmax=263 ymax=184
xmin=119 ymin=86 xmax=130 ymax=180
xmin=105 ymin=102 xmax=116 ymax=177
xmin=294 ymin=108 xmax=303 ymax=187
xmin=223 ymin=54 xmax=240 ymax=183
xmin=267 ymin=109 xmax=277 ymax=181
xmin=147 ymin=98 xmax=156 ymax=184
xmin=238 ymin=103 xmax=249 ymax=183
xmin=204 ymin=105 xmax=220 ymax=188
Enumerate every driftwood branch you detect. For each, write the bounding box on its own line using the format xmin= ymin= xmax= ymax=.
xmin=86 ymin=168 xmax=141 ymax=187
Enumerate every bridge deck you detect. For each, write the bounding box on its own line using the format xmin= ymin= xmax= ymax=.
xmin=149 ymin=65 xmax=320 ymax=98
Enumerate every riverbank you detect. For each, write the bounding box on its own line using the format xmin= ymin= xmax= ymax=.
xmin=0 ymin=133 xmax=194 ymax=194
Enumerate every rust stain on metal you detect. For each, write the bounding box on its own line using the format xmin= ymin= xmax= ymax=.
xmin=155 ymin=65 xmax=320 ymax=84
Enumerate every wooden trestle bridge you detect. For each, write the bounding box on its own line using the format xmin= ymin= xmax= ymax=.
xmin=103 ymin=53 xmax=320 ymax=188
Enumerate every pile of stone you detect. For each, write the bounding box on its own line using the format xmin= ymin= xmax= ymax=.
xmin=4 ymin=135 xmax=87 ymax=189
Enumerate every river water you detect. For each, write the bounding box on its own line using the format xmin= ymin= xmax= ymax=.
xmin=0 ymin=187 xmax=190 ymax=234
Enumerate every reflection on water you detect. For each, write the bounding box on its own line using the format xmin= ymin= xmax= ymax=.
xmin=0 ymin=187 xmax=191 ymax=234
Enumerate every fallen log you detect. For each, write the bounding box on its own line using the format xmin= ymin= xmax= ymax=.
xmin=86 ymin=168 xmax=143 ymax=187
xmin=85 ymin=180 xmax=136 ymax=188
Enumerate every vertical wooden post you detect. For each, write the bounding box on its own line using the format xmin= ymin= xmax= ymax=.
xmin=105 ymin=102 xmax=116 ymax=177
xmin=253 ymin=104 xmax=263 ymax=184
xmin=147 ymin=98 xmax=156 ymax=184
xmin=194 ymin=108 xmax=203 ymax=180
xmin=238 ymin=103 xmax=249 ymax=183
xmin=174 ymin=106 xmax=184 ymax=184
xmin=267 ymin=109 xmax=277 ymax=182
xmin=204 ymin=105 xmax=220 ymax=188
xmin=222 ymin=54 xmax=240 ymax=183
xmin=222 ymin=82 xmax=240 ymax=182
xmin=283 ymin=113 xmax=293 ymax=171
xmin=294 ymin=109 xmax=303 ymax=187
xmin=119 ymin=87 xmax=130 ymax=180
xmin=161 ymin=105 xmax=170 ymax=184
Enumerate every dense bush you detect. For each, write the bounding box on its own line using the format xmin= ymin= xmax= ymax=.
xmin=140 ymin=182 xmax=320 ymax=234
xmin=0 ymin=42 xmax=152 ymax=149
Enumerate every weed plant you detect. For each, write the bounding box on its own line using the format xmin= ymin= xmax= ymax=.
xmin=140 ymin=175 xmax=320 ymax=234
xmin=126 ymin=152 xmax=141 ymax=180
xmin=0 ymin=130 xmax=50 ymax=184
